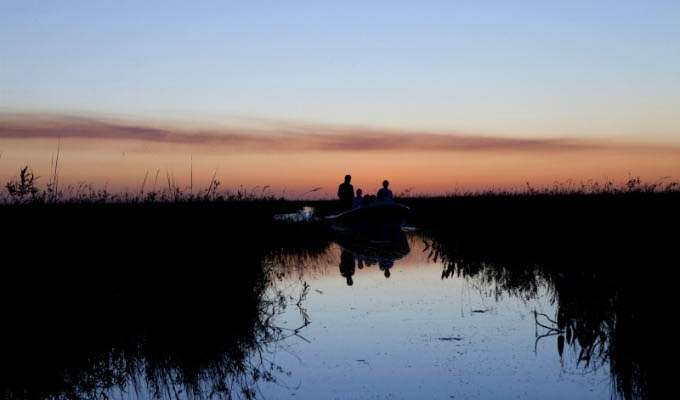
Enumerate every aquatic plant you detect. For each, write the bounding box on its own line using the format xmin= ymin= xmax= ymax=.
xmin=2 ymin=163 xmax=679 ymax=205
xmin=422 ymin=203 xmax=674 ymax=400
xmin=4 ymin=165 xmax=40 ymax=202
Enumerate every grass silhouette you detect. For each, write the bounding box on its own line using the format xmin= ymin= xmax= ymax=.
xmin=0 ymin=164 xmax=676 ymax=399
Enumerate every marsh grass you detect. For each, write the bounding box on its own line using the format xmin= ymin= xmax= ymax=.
xmin=0 ymin=163 xmax=676 ymax=400
xmin=418 ymin=189 xmax=676 ymax=400
xmin=0 ymin=197 xmax=330 ymax=400
xmin=0 ymin=165 xmax=290 ymax=205
xmin=0 ymin=261 xmax=313 ymax=400
xmin=2 ymin=164 xmax=679 ymax=205
xmin=0 ymin=164 xmax=335 ymax=399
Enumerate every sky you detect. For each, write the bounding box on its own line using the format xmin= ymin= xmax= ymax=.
xmin=1 ymin=1 xmax=680 ymax=196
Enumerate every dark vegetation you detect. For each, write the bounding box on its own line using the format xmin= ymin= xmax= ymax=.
xmin=1 ymin=172 xmax=331 ymax=399
xmin=1 ymin=165 xmax=678 ymax=399
xmin=413 ymin=190 xmax=678 ymax=400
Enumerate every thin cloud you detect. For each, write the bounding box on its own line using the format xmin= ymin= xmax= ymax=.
xmin=0 ymin=112 xmax=674 ymax=154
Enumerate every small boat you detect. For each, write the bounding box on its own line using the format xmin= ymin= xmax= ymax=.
xmin=324 ymin=202 xmax=410 ymax=234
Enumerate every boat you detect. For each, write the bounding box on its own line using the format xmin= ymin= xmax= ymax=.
xmin=324 ymin=202 xmax=410 ymax=235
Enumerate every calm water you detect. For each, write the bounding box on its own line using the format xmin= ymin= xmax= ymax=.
xmin=252 ymin=233 xmax=610 ymax=399
xmin=10 ymin=225 xmax=651 ymax=400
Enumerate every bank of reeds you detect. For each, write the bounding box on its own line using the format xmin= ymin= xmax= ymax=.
xmin=2 ymin=164 xmax=679 ymax=206
xmin=415 ymin=185 xmax=677 ymax=400
xmin=1 ymin=164 xmax=676 ymax=400
xmin=0 ymin=168 xmax=333 ymax=399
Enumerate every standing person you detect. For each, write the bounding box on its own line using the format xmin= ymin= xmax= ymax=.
xmin=377 ymin=180 xmax=393 ymax=201
xmin=337 ymin=174 xmax=354 ymax=210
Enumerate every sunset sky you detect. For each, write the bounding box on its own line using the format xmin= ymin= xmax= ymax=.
xmin=2 ymin=1 xmax=679 ymax=197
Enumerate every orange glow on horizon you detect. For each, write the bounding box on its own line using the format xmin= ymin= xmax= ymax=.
xmin=1 ymin=137 xmax=679 ymax=199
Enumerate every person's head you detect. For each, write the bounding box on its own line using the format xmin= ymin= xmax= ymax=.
xmin=344 ymin=175 xmax=352 ymax=183
xmin=356 ymin=188 xmax=363 ymax=197
xmin=383 ymin=180 xmax=389 ymax=188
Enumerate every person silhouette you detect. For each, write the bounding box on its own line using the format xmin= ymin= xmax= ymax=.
xmin=377 ymin=180 xmax=393 ymax=202
xmin=352 ymin=188 xmax=363 ymax=208
xmin=337 ymin=175 xmax=354 ymax=211
xmin=379 ymin=258 xmax=394 ymax=278
xmin=339 ymin=249 xmax=356 ymax=286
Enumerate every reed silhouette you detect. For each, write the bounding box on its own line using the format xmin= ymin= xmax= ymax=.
xmin=0 ymin=199 xmax=330 ymax=400
xmin=1 ymin=167 xmax=677 ymax=399
xmin=417 ymin=189 xmax=677 ymax=400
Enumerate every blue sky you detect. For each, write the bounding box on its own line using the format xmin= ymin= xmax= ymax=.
xmin=2 ymin=1 xmax=679 ymax=140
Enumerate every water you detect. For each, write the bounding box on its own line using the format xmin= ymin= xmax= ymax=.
xmin=3 ymin=225 xmax=659 ymax=400
xmin=254 ymin=234 xmax=611 ymax=399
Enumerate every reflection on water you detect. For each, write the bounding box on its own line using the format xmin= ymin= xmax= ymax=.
xmin=261 ymin=230 xmax=663 ymax=400
xmin=261 ymin=234 xmax=598 ymax=399
xmin=0 ymin=226 xmax=665 ymax=399
xmin=336 ymin=230 xmax=411 ymax=284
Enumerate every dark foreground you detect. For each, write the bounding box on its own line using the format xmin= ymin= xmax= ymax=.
xmin=1 ymin=191 xmax=678 ymax=399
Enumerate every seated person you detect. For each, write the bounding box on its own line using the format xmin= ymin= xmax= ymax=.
xmin=362 ymin=194 xmax=376 ymax=206
xmin=377 ymin=180 xmax=393 ymax=202
xmin=352 ymin=188 xmax=363 ymax=208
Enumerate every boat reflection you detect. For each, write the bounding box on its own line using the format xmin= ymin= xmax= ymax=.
xmin=336 ymin=229 xmax=410 ymax=284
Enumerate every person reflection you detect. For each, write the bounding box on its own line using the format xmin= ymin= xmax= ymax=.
xmin=363 ymin=257 xmax=377 ymax=268
xmin=339 ymin=249 xmax=356 ymax=286
xmin=379 ymin=259 xmax=394 ymax=278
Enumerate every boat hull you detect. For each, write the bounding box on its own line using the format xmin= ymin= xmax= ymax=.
xmin=324 ymin=203 xmax=410 ymax=236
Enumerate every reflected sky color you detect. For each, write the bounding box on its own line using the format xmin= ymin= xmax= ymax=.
xmin=257 ymin=235 xmax=610 ymax=399
xmin=2 ymin=1 xmax=680 ymax=195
